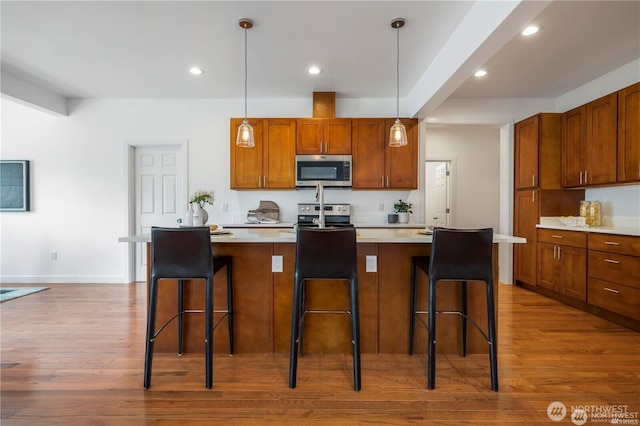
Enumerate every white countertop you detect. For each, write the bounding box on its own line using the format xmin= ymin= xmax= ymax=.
xmin=536 ymin=223 xmax=640 ymax=237
xmin=222 ymin=222 xmax=428 ymax=229
xmin=537 ymin=217 xmax=640 ymax=236
xmin=119 ymin=227 xmax=526 ymax=244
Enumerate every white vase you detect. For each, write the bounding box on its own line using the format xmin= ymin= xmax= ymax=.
xmin=398 ymin=212 xmax=410 ymax=224
xmin=193 ymin=203 xmax=204 ymax=227
xmin=184 ymin=203 xmax=194 ymax=226
xmin=199 ymin=203 xmax=209 ymax=225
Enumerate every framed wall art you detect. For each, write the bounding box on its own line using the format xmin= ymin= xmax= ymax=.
xmin=0 ymin=160 xmax=30 ymax=212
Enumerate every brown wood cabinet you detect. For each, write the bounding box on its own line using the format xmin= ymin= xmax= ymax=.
xmin=513 ymin=190 xmax=538 ymax=286
xmin=562 ymin=93 xmax=618 ymax=187
xmin=513 ymin=113 xmax=584 ymax=287
xmin=617 ymin=82 xmax=640 ymax=183
xmin=537 ymin=229 xmax=587 ymax=301
xmin=587 ymin=233 xmax=640 ymax=321
xmin=352 ymin=118 xmax=418 ymax=189
xmin=230 ymin=118 xmax=296 ymax=189
xmin=296 ymin=118 xmax=351 ymax=154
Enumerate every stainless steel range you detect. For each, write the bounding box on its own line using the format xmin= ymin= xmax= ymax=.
xmin=297 ymin=203 xmax=352 ymax=227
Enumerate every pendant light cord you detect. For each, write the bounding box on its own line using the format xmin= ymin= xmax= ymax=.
xmin=244 ymin=26 xmax=248 ymax=120
xmin=396 ymin=23 xmax=400 ymax=120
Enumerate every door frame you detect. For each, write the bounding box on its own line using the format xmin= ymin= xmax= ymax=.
xmin=123 ymin=139 xmax=188 ymax=283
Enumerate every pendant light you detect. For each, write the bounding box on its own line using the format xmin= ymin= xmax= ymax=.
xmin=236 ymin=18 xmax=254 ymax=147
xmin=389 ymin=18 xmax=408 ymax=147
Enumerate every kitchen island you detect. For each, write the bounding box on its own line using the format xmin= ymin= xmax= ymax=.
xmin=120 ymin=228 xmax=525 ymax=355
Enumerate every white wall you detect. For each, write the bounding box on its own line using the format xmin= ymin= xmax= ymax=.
xmin=0 ymin=96 xmax=421 ymax=283
xmin=424 ymin=125 xmax=501 ymax=231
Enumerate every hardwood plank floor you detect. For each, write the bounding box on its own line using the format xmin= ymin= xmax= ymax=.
xmin=1 ymin=283 xmax=638 ymax=425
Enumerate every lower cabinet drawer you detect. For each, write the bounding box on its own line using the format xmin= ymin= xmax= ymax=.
xmin=588 ymin=278 xmax=640 ymax=320
xmin=588 ymin=250 xmax=640 ymax=290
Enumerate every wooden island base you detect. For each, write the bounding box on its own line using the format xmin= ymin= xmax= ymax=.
xmin=150 ymin=242 xmax=499 ymax=355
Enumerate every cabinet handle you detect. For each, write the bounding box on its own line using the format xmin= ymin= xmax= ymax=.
xmin=557 ymin=246 xmax=561 ymax=259
xmin=532 ymin=191 xmax=535 ymax=202
xmin=532 ymin=175 xmax=536 ymax=187
xmin=553 ymin=246 xmax=557 ymax=259
xmin=579 ymin=171 xmax=583 ymax=185
xmin=604 ymin=287 xmax=620 ymax=294
xmin=258 ymin=177 xmax=261 ymax=187
xmin=552 ymin=235 xmax=564 ymax=239
xmin=386 ymin=176 xmax=389 ymax=187
xmin=604 ymin=259 xmax=620 ymax=264
xmin=604 ymin=241 xmax=620 ymax=246
xmin=584 ymin=170 xmax=588 ymax=184
xmin=381 ymin=176 xmax=385 ymax=187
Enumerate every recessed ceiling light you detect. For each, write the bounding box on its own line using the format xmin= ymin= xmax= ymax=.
xmin=189 ymin=67 xmax=203 ymax=75
xmin=522 ymin=25 xmax=539 ymax=36
xmin=474 ymin=69 xmax=487 ymax=77
xmin=308 ymin=66 xmax=322 ymax=75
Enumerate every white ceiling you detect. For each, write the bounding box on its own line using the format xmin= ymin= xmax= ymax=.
xmin=1 ymin=1 xmax=639 ymax=117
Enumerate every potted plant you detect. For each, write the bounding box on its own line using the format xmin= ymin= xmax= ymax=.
xmin=393 ymin=200 xmax=412 ymax=224
xmin=189 ymin=190 xmax=215 ymax=226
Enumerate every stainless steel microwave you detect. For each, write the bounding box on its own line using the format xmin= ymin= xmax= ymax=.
xmin=295 ymin=154 xmax=352 ymax=188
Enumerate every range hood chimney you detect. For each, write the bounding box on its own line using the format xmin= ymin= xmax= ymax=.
xmin=313 ymin=92 xmax=335 ymax=118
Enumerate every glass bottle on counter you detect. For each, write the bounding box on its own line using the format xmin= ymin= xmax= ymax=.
xmin=579 ymin=201 xmax=590 ymax=226
xmin=589 ymin=201 xmax=601 ymax=227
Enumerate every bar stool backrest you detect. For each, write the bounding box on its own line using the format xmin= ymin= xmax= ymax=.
xmin=151 ymin=227 xmax=213 ymax=279
xmin=295 ymin=227 xmax=357 ymax=281
xmin=429 ymin=228 xmax=493 ymax=283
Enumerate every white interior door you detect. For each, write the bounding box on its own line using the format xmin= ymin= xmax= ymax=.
xmin=134 ymin=145 xmax=185 ymax=281
xmin=425 ymin=161 xmax=451 ymax=228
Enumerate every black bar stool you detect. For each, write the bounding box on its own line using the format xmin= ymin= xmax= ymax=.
xmin=409 ymin=227 xmax=498 ymax=391
xmin=144 ymin=227 xmax=233 ymax=389
xmin=289 ymin=226 xmax=361 ymax=391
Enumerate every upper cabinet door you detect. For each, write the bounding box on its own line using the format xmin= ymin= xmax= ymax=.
xmin=230 ymin=118 xmax=264 ymax=189
xmin=352 ymin=119 xmax=386 ymax=189
xmin=296 ymin=119 xmax=324 ymax=154
xmin=562 ymin=106 xmax=587 ymax=187
xmin=385 ymin=118 xmax=418 ymax=189
xmin=323 ymin=119 xmax=352 ymax=154
xmin=617 ymin=82 xmax=640 ymax=183
xmin=263 ymin=119 xmax=296 ymax=189
xmin=515 ymin=115 xmax=539 ymax=189
xmin=586 ymin=92 xmax=617 ymax=185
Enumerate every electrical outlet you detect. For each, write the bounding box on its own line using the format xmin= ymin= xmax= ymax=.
xmin=272 ymin=255 xmax=283 ymax=273
xmin=51 ymin=251 xmax=57 ymax=261
xmin=378 ymin=203 xmax=384 ymax=211
xmin=365 ymin=255 xmax=377 ymax=272
xmin=223 ymin=202 xmax=229 ymax=212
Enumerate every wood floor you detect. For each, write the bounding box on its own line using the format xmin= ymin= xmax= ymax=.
xmin=1 ymin=283 xmax=638 ymax=425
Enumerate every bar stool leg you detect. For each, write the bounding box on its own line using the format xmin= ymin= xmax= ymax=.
xmin=460 ymin=280 xmax=468 ymax=357
xmin=409 ymin=261 xmax=418 ymax=355
xmin=427 ymin=278 xmax=437 ymax=390
xmin=486 ymin=280 xmax=498 ymax=391
xmin=144 ymin=277 xmax=159 ymax=389
xmin=226 ymin=262 xmax=234 ymax=355
xmin=299 ymin=282 xmax=307 ymax=355
xmin=178 ymin=279 xmax=184 ymax=356
xmin=289 ymin=278 xmax=303 ymax=388
xmin=205 ymin=278 xmax=214 ymax=389
xmin=350 ymin=278 xmax=361 ymax=391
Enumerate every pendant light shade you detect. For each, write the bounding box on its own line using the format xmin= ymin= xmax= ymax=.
xmin=389 ymin=18 xmax=407 ymax=147
xmin=236 ymin=18 xmax=254 ymax=148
